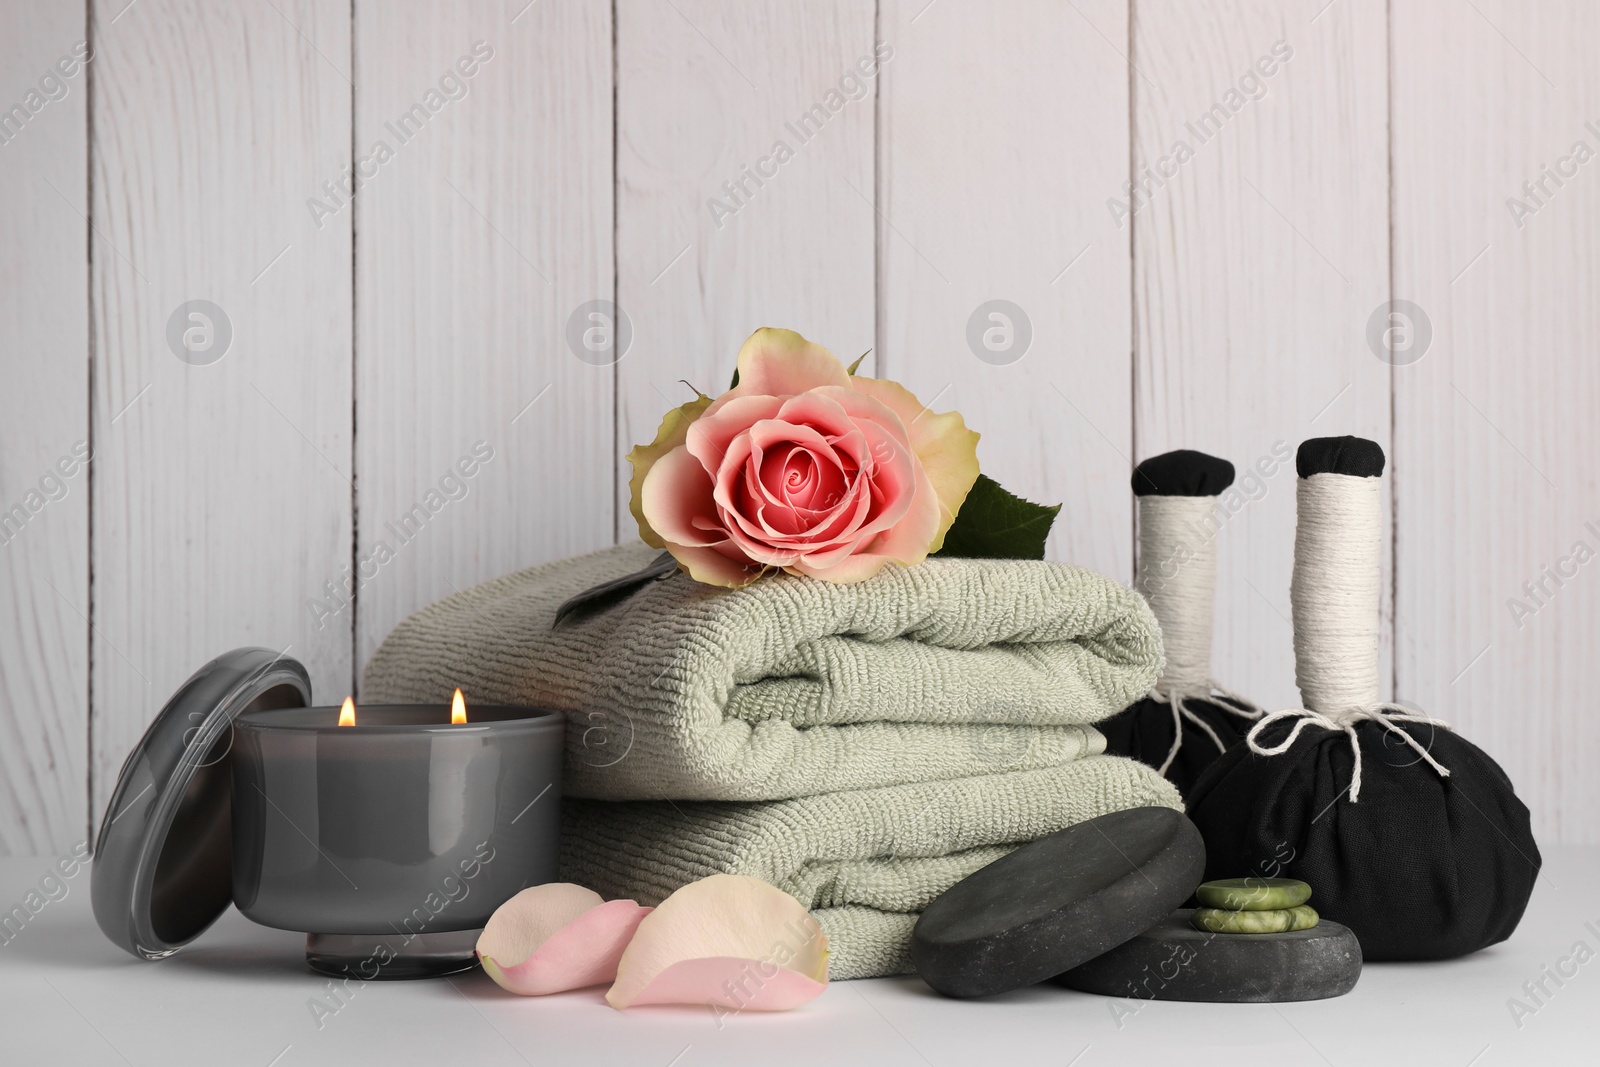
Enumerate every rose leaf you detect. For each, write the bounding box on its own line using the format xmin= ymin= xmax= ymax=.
xmin=931 ymin=474 xmax=1060 ymax=560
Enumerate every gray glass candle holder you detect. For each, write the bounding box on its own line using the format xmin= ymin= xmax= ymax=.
xmin=233 ymin=705 xmax=564 ymax=979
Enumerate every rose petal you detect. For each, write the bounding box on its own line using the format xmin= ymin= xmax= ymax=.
xmin=777 ymin=447 xmax=828 ymax=510
xmin=625 ymin=394 xmax=713 ymax=548
xmin=760 ymin=447 xmax=803 ymax=506
xmin=782 ymin=533 xmax=872 ymax=574
xmin=730 ymin=328 xmax=851 ymax=399
xmin=736 ymin=422 xmax=857 ymax=537
xmin=606 ymin=874 xmax=829 ymax=1011
xmin=641 ymin=447 xmax=726 ymax=548
xmin=844 ymin=419 xmax=917 ymax=529
xmin=714 ymin=428 xmax=856 ymax=555
xmin=749 ymin=475 xmax=870 ymax=556
xmin=860 ymin=467 xmax=944 ymax=562
xmin=713 ymin=433 xmax=800 ymax=555
xmin=687 ymin=395 xmax=786 ymax=474
xmin=643 ymin=448 xmax=774 ymax=586
xmin=785 ymin=551 xmax=893 ymax=584
xmin=785 ymin=388 xmax=920 ymax=539
xmin=789 ymin=468 xmax=943 ymax=582
xmin=623 ymin=957 xmax=829 ymax=1011
xmin=849 ymin=376 xmax=981 ymax=551
xmin=765 ymin=415 xmax=913 ymax=564
xmin=477 ymin=885 xmax=652 ymax=996
xmin=663 ymin=539 xmax=769 ymax=588
xmin=771 ymin=389 xmax=864 ymax=439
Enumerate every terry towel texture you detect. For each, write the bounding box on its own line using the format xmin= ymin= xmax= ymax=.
xmin=562 ymin=760 xmax=1182 ymax=979
xmin=362 ymin=543 xmax=1179 ymax=977
xmin=363 ymin=543 xmax=1166 ymax=802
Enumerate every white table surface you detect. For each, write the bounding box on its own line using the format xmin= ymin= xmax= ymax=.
xmin=2 ymin=848 xmax=1593 ymax=1066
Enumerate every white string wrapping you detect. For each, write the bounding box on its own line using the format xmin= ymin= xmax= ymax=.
xmin=1136 ymin=494 xmax=1261 ymax=773
xmin=1147 ymin=681 xmax=1262 ymax=775
xmin=1246 ymin=703 xmax=1453 ymax=803
xmin=1137 ymin=495 xmax=1220 ymax=691
xmin=1248 ymin=471 xmax=1453 ymax=802
xmin=1292 ymin=473 xmax=1382 ymax=711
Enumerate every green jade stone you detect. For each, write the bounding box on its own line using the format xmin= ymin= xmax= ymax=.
xmin=1191 ymin=905 xmax=1320 ymax=934
xmin=1195 ymin=877 xmax=1312 ymax=911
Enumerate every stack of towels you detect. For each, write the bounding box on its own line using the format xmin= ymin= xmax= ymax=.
xmin=363 ymin=544 xmax=1180 ymax=978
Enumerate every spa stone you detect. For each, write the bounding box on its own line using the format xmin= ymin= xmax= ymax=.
xmin=1057 ymin=909 xmax=1361 ymax=1002
xmin=1195 ymin=877 xmax=1312 ymax=911
xmin=911 ymin=807 xmax=1205 ymax=998
xmin=1190 ymin=904 xmax=1319 ymax=934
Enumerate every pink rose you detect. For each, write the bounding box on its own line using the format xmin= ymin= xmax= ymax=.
xmin=627 ymin=328 xmax=980 ymax=587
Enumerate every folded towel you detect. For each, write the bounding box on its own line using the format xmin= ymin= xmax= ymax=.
xmin=363 ymin=544 xmax=1164 ymax=802
xmin=560 ymin=757 xmax=1183 ymax=978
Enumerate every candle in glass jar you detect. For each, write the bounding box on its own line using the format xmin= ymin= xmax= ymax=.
xmin=231 ymin=698 xmax=563 ymax=978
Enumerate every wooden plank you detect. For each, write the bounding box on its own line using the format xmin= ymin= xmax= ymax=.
xmin=614 ymin=0 xmax=878 ymax=531
xmin=1392 ymin=0 xmax=1600 ymax=843
xmin=1131 ymin=0 xmax=1391 ymax=711
xmin=353 ymin=0 xmax=614 ymax=673
xmin=878 ymin=0 xmax=1133 ymax=580
xmin=89 ymin=0 xmax=352 ymax=828
xmin=0 ymin=2 xmax=89 ymax=854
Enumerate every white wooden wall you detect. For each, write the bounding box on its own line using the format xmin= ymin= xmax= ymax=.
xmin=2 ymin=0 xmax=1595 ymax=851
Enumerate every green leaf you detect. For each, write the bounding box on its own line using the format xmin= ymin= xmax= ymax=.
xmin=932 ymin=474 xmax=1060 ymax=560
xmin=729 ymin=365 xmax=740 ymax=390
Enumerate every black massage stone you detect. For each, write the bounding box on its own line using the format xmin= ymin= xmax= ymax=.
xmin=1296 ymin=436 xmax=1385 ymax=479
xmin=1056 ymin=909 xmax=1362 ymax=1002
xmin=911 ymin=808 xmax=1206 ymax=998
xmin=1132 ymin=449 xmax=1236 ymax=497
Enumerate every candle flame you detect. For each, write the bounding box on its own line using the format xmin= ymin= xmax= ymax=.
xmin=338 ymin=696 xmax=356 ymax=727
xmin=451 ymin=688 xmax=467 ymax=724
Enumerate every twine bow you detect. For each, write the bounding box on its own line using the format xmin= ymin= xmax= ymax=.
xmin=1245 ymin=702 xmax=1454 ymax=802
xmin=1148 ymin=681 xmax=1263 ymax=775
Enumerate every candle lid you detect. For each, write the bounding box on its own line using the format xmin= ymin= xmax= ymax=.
xmin=90 ymin=646 xmax=313 ymax=960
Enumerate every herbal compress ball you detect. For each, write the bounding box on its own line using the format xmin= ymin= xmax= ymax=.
xmin=1098 ymin=449 xmax=1260 ymax=796
xmin=1187 ymin=436 xmax=1539 ymax=961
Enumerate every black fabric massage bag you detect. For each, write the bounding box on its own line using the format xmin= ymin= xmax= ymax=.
xmin=1187 ymin=437 xmax=1539 ymax=960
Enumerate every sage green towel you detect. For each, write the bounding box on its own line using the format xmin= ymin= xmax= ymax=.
xmin=561 ymin=758 xmax=1183 ymax=979
xmin=363 ymin=543 xmax=1164 ymax=801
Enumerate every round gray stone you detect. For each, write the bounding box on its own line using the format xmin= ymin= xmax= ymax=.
xmin=911 ymin=808 xmax=1206 ymax=998
xmin=1056 ymin=909 xmax=1362 ymax=1002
